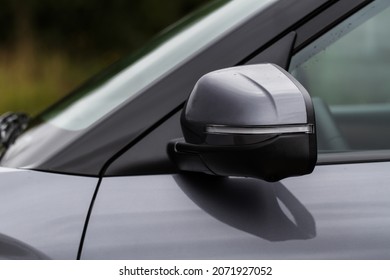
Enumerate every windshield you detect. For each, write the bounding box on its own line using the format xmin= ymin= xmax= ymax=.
xmin=41 ymin=0 xmax=276 ymax=131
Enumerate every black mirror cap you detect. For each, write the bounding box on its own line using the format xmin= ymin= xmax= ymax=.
xmin=169 ymin=64 xmax=316 ymax=182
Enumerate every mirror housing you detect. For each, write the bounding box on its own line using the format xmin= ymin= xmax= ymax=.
xmin=169 ymin=64 xmax=316 ymax=182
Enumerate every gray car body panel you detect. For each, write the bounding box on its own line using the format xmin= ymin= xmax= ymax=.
xmin=0 ymin=167 xmax=97 ymax=259
xmin=81 ymin=162 xmax=390 ymax=259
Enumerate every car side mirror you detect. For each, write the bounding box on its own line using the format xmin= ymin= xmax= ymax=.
xmin=168 ymin=64 xmax=316 ymax=182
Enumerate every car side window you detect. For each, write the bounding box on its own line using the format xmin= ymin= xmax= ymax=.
xmin=290 ymin=0 xmax=390 ymax=153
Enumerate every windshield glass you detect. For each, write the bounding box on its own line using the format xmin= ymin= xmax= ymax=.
xmin=40 ymin=0 xmax=276 ymax=131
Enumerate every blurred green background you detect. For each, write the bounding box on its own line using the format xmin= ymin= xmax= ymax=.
xmin=0 ymin=0 xmax=210 ymax=115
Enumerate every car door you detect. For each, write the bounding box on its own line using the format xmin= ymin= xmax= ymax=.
xmin=80 ymin=0 xmax=390 ymax=259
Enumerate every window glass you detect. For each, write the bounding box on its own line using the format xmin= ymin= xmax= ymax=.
xmin=290 ymin=0 xmax=390 ymax=152
xmin=41 ymin=0 xmax=276 ymax=131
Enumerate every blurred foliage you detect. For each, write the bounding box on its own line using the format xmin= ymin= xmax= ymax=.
xmin=0 ymin=0 xmax=211 ymax=115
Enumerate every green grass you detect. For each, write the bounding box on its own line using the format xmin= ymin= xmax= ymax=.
xmin=0 ymin=47 xmax=112 ymax=116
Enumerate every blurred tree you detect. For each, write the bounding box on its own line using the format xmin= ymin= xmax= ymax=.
xmin=0 ymin=0 xmax=212 ymax=115
xmin=1 ymin=0 xmax=211 ymax=58
xmin=0 ymin=1 xmax=14 ymax=46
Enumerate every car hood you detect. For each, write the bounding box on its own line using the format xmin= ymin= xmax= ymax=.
xmin=0 ymin=167 xmax=97 ymax=259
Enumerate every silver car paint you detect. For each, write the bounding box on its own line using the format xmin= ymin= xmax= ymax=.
xmin=0 ymin=167 xmax=97 ymax=259
xmin=81 ymin=162 xmax=390 ymax=259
